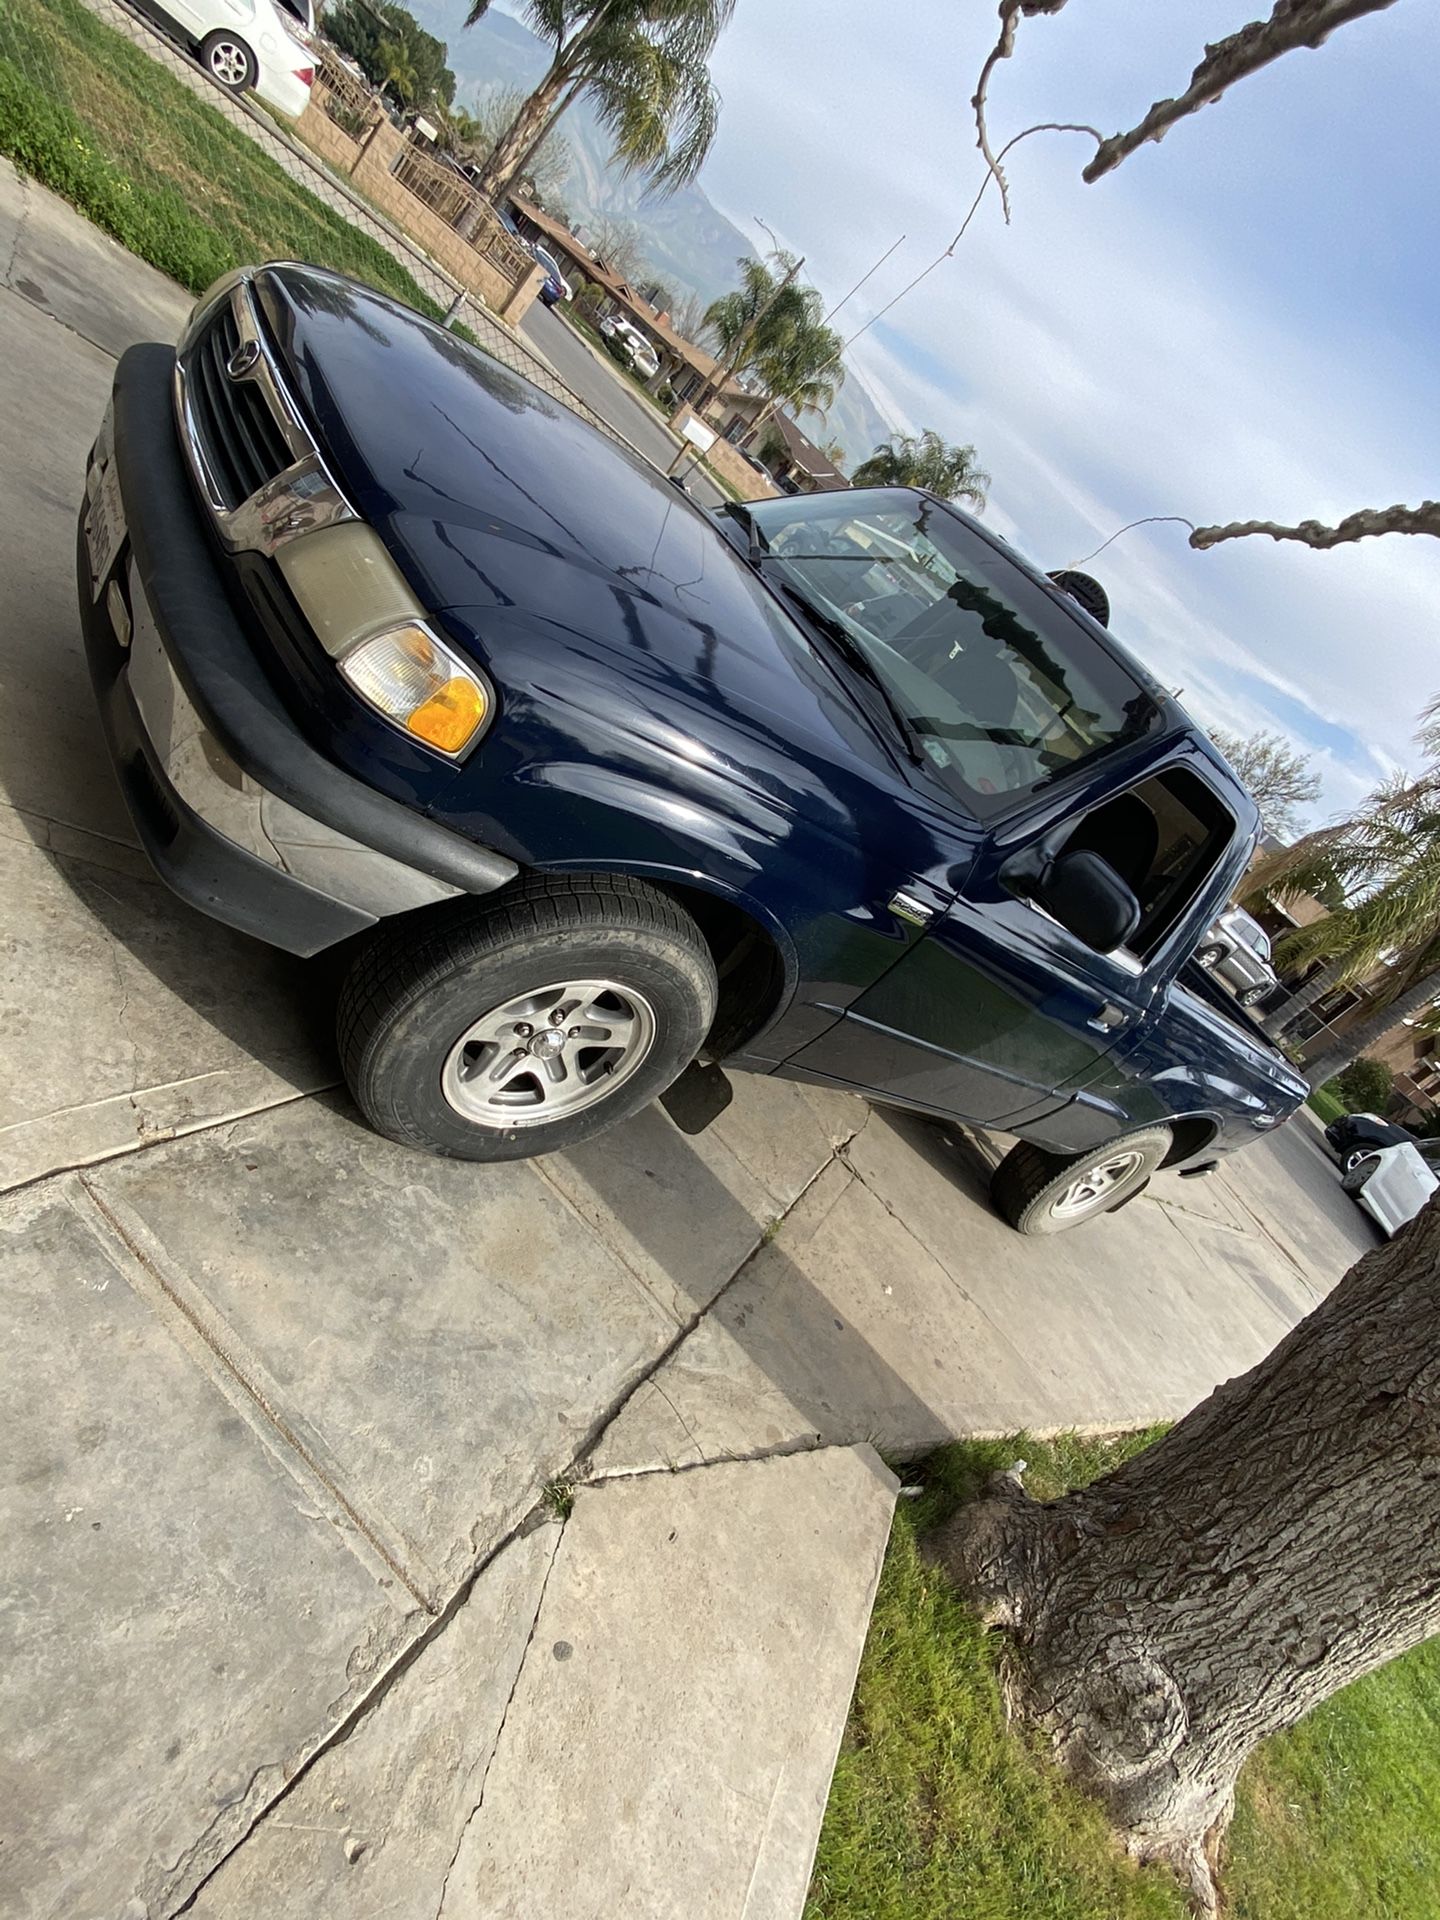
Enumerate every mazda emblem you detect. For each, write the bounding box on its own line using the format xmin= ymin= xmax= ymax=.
xmin=226 ymin=339 xmax=261 ymax=380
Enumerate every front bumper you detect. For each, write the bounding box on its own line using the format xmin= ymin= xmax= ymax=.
xmin=79 ymin=342 xmax=515 ymax=957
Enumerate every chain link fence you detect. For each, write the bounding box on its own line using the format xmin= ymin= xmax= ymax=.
xmin=0 ymin=0 xmax=660 ymax=464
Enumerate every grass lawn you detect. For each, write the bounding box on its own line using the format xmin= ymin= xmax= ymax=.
xmin=1307 ymin=1085 xmax=1347 ymax=1125
xmin=0 ymin=0 xmax=441 ymax=312
xmin=808 ymin=1430 xmax=1440 ymax=1920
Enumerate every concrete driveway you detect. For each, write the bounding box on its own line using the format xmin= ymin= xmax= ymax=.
xmin=0 ymin=166 xmax=1381 ymax=1920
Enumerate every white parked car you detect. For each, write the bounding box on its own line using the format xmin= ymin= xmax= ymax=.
xmin=599 ymin=314 xmax=660 ymax=381
xmin=1340 ymin=1140 xmax=1439 ymax=1237
xmin=158 ymin=0 xmax=315 ymax=117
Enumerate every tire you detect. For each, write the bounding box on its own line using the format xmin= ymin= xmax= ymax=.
xmin=1195 ymin=944 xmax=1226 ymax=969
xmin=1341 ymin=1150 xmax=1377 ymax=1191
xmin=990 ymin=1126 xmax=1174 ymax=1236
xmin=337 ymin=875 xmax=717 ymax=1162
xmin=1239 ymin=983 xmax=1270 ymax=1007
xmin=199 ymin=30 xmax=257 ymax=91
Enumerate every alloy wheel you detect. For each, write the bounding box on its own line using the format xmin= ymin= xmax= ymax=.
xmin=1048 ymin=1148 xmax=1148 ymax=1222
xmin=441 ymin=978 xmax=657 ymax=1129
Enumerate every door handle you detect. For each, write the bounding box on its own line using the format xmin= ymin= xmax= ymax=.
xmin=1088 ymin=1002 xmax=1129 ymax=1032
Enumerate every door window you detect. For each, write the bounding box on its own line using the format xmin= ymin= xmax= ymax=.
xmin=1057 ymin=767 xmax=1236 ymax=960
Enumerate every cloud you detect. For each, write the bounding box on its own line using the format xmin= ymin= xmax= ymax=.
xmin=700 ymin=0 xmax=1436 ymax=821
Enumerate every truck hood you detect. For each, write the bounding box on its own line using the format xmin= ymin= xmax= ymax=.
xmin=253 ymin=265 xmax=901 ymax=801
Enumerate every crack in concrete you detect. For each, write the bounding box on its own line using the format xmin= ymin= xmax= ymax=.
xmin=0 ymin=1083 xmax=338 ymax=1199
xmin=2 ymin=165 xmax=30 ymax=292
xmin=651 ymin=1379 xmax=703 ymax=1455
xmin=562 ymin=1143 xmax=857 ymax=1483
xmin=432 ymin=1527 xmax=563 ymax=1920
xmin=58 ymin=1085 xmax=869 ymax=1911
xmin=168 ymin=1514 xmax=562 ymax=1917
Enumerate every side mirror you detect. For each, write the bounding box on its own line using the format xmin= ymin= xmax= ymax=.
xmin=1008 ymin=847 xmax=1141 ymax=953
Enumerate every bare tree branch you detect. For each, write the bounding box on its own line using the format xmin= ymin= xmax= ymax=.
xmin=1064 ymin=515 xmax=1196 ymax=567
xmin=972 ymin=0 xmax=1075 ymax=221
xmin=1190 ymin=502 xmax=1440 ymax=551
xmin=1083 ymin=0 xmax=1402 ymax=182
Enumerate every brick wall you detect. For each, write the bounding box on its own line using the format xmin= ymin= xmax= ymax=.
xmin=294 ymin=105 xmax=543 ymax=323
xmin=668 ymin=407 xmax=779 ymax=499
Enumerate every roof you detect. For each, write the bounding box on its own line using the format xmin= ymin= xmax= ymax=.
xmin=762 ymin=409 xmax=848 ymax=485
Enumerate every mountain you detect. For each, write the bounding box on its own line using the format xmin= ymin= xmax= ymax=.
xmin=402 ymin=1 xmax=897 ymax=465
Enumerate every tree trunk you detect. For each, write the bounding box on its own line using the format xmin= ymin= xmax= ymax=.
xmin=509 ymin=78 xmax=583 ymax=186
xmin=470 ymin=65 xmax=571 ymax=207
xmin=1300 ymin=963 xmax=1440 ymax=1091
xmin=928 ymin=1201 xmax=1440 ymax=1914
xmin=1261 ymin=958 xmax=1345 ymax=1039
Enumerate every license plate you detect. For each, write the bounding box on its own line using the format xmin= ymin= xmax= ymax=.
xmin=86 ymin=423 xmax=125 ymax=598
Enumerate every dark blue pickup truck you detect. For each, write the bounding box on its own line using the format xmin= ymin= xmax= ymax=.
xmin=78 ymin=264 xmax=1304 ymax=1232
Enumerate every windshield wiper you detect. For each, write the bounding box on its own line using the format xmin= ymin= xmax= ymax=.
xmin=721 ymin=501 xmax=769 ymax=565
xmin=767 ymin=578 xmax=926 ymax=765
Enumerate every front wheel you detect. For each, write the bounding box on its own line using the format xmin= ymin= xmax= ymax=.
xmin=1341 ymin=1151 xmax=1378 ymax=1192
xmin=338 ymin=877 xmax=717 ymax=1161
xmin=199 ymin=30 xmax=257 ymax=91
xmin=1239 ymin=983 xmax=1270 ymax=1007
xmin=991 ymin=1127 xmax=1174 ymax=1235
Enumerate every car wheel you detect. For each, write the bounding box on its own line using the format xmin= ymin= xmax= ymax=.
xmin=337 ymin=875 xmax=717 ymax=1162
xmin=1195 ymin=944 xmax=1226 ymax=969
xmin=199 ymin=30 xmax=257 ymax=90
xmin=1340 ymin=1153 xmax=1378 ymax=1194
xmin=1239 ymin=983 xmax=1270 ymax=1007
xmin=990 ymin=1126 xmax=1174 ymax=1235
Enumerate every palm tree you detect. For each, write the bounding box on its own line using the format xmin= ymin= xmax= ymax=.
xmin=700 ymin=253 xmax=844 ymax=418
xmin=375 ymin=35 xmax=420 ymax=109
xmin=851 ymin=430 xmax=991 ymax=510
xmin=433 ymin=100 xmax=486 ymax=155
xmin=463 ymin=0 xmax=735 ymax=204
xmin=1249 ymin=701 xmax=1440 ymax=1087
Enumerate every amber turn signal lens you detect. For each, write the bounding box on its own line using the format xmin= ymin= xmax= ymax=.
xmin=339 ymin=622 xmax=490 ymax=756
xmin=406 ymin=676 xmax=487 ymax=753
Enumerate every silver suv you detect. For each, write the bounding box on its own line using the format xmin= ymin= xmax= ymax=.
xmin=1196 ymin=906 xmax=1278 ymax=1008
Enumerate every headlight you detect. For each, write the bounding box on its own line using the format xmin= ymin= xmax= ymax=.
xmin=275 ymin=524 xmax=491 ymax=757
xmin=340 ymin=625 xmax=490 ymax=756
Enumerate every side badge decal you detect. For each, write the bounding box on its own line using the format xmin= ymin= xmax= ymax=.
xmin=889 ymin=891 xmax=934 ymax=929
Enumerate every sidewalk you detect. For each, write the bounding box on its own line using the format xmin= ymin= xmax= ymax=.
xmin=0 ymin=165 xmax=1380 ymax=1920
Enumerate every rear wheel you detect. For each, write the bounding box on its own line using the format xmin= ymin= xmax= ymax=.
xmin=338 ymin=876 xmax=717 ymax=1161
xmin=991 ymin=1126 xmax=1174 ymax=1235
xmin=199 ymin=30 xmax=257 ymax=90
xmin=1195 ymin=944 xmax=1226 ymax=969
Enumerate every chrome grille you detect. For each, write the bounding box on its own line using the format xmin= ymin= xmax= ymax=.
xmin=184 ymin=301 xmax=292 ymax=511
xmin=174 ymin=269 xmax=356 ymax=557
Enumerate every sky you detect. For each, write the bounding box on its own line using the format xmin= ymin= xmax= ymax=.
xmin=679 ymin=0 xmax=1439 ymax=825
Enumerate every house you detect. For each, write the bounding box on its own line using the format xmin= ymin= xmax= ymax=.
xmin=1246 ymin=850 xmax=1440 ymax=1119
xmin=746 ymin=409 xmax=849 ymax=494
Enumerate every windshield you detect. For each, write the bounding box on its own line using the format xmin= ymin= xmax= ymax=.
xmin=743 ymin=489 xmax=1160 ymax=815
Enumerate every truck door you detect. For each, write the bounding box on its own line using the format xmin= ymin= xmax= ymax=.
xmin=785 ymin=761 xmax=1237 ymax=1127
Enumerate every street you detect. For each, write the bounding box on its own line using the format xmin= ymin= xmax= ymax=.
xmin=521 ymin=296 xmax=726 ymax=509
xmin=0 ymin=162 xmax=1382 ymax=1920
